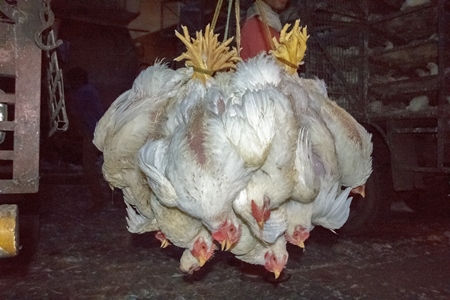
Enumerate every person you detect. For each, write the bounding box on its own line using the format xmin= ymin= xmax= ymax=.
xmin=65 ymin=67 xmax=109 ymax=212
xmin=240 ymin=0 xmax=290 ymax=60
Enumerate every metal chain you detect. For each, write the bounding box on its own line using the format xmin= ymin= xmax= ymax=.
xmin=34 ymin=0 xmax=69 ymax=136
xmin=45 ymin=39 xmax=69 ymax=136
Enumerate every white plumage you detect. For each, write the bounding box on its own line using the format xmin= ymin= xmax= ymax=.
xmin=286 ymin=185 xmax=353 ymax=248
xmin=427 ymin=62 xmax=438 ymax=76
xmin=231 ymin=56 xmax=296 ymax=243
xmin=125 ymin=202 xmax=158 ymax=234
xmin=93 ymin=62 xmax=191 ymax=219
xmin=304 ymin=86 xmax=373 ymax=193
xmin=400 ymin=0 xmax=431 ymax=11
xmin=96 ymin=52 xmax=373 ymax=279
xmin=407 ymin=95 xmax=429 ymax=111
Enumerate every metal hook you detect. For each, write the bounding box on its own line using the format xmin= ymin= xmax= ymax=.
xmin=34 ymin=2 xmax=63 ymax=51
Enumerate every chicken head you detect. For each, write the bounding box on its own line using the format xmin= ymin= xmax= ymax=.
xmin=155 ymin=231 xmax=171 ymax=248
xmin=211 ymin=219 xmax=242 ymax=251
xmin=179 ymin=249 xmax=201 ymax=274
xmin=190 ymin=236 xmax=216 ymax=267
xmin=251 ymin=196 xmax=271 ymax=229
xmin=264 ymin=250 xmax=288 ymax=279
xmin=285 ymin=224 xmax=310 ymax=249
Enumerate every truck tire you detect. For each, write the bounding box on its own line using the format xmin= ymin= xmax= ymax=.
xmin=404 ymin=175 xmax=450 ymax=215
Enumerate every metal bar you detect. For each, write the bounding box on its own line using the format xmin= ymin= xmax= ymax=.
xmin=399 ymin=165 xmax=450 ymax=174
xmin=436 ymin=0 xmax=447 ymax=170
xmin=161 ymin=0 xmax=181 ymax=31
xmin=0 ymin=1 xmax=20 ymax=23
xmin=0 ymin=23 xmax=17 ymax=77
xmin=0 ymin=94 xmax=16 ymax=104
xmin=361 ymin=0 xmax=369 ymax=120
xmin=60 ymin=14 xmax=138 ymax=30
xmin=0 ymin=150 xmax=14 ymax=160
xmin=5 ymin=0 xmax=42 ymax=194
xmin=369 ymin=3 xmax=433 ymax=25
xmin=393 ymin=127 xmax=438 ymax=134
xmin=0 ymin=178 xmax=39 ymax=193
xmin=0 ymin=121 xmax=16 ymax=131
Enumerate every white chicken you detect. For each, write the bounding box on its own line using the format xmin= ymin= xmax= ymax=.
xmin=283 ymin=112 xmax=344 ymax=248
xmin=300 ymin=80 xmax=373 ymax=196
xmin=150 ymin=192 xmax=216 ymax=266
xmin=180 ymin=249 xmax=201 ymax=274
xmin=280 ymin=78 xmax=366 ymax=249
xmin=285 ymin=184 xmax=353 ymax=249
xmin=124 ymin=192 xmax=216 ymax=271
xmin=279 ymin=76 xmax=325 ymax=204
xmin=266 ymin=21 xmax=368 ymax=250
xmin=289 ymin=81 xmax=340 ymax=194
xmin=124 ymin=201 xmax=158 ymax=234
xmin=93 ymin=62 xmax=191 ymax=218
xmin=139 ymin=79 xmax=276 ymax=251
xmin=234 ymin=234 xmax=289 ymax=280
xmin=229 ymin=204 xmax=289 ymax=279
xmin=230 ymin=55 xmax=297 ymax=243
xmin=290 ymin=122 xmax=321 ymax=204
xmin=96 ymin=19 xmax=374 ymax=279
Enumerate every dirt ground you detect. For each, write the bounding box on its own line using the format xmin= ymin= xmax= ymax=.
xmin=1 ymin=178 xmax=450 ymax=300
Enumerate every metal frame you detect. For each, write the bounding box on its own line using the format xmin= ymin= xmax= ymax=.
xmin=302 ymin=0 xmax=449 ymax=191
xmin=0 ymin=1 xmax=42 ymax=193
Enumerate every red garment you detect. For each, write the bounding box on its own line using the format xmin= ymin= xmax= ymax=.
xmin=240 ymin=16 xmax=280 ymax=61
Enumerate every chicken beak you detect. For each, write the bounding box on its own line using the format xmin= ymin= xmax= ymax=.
xmin=160 ymin=239 xmax=170 ymax=248
xmin=352 ymin=185 xmax=366 ymax=198
xmin=273 ymin=269 xmax=281 ymax=280
xmin=220 ymin=240 xmax=226 ymax=251
xmin=198 ymin=254 xmax=207 ymax=267
xmin=298 ymin=240 xmax=305 ymax=249
xmin=257 ymin=220 xmax=265 ymax=230
xmin=220 ymin=238 xmax=233 ymax=251
xmin=225 ymin=239 xmax=232 ymax=251
xmin=360 ymin=187 xmax=366 ymax=198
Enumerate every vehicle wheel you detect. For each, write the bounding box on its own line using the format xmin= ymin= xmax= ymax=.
xmin=338 ymin=129 xmax=392 ymax=235
xmin=404 ymin=175 xmax=450 ymax=215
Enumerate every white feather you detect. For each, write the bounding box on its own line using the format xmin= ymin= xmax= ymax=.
xmin=138 ymin=139 xmax=178 ymax=208
xmin=427 ymin=62 xmax=438 ymax=76
xmin=312 ymin=185 xmax=353 ymax=230
xmin=401 ymin=0 xmax=431 ymax=11
xmin=406 ymin=95 xmax=429 ymax=112
xmin=125 ymin=202 xmax=158 ymax=234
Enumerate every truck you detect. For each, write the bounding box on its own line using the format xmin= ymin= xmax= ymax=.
xmin=299 ymin=0 xmax=450 ymax=233
xmin=0 ymin=0 xmax=67 ymax=258
xmin=0 ymin=0 xmax=140 ymax=258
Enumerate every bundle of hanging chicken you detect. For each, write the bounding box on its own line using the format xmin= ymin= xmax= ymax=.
xmin=93 ymin=17 xmax=373 ymax=279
